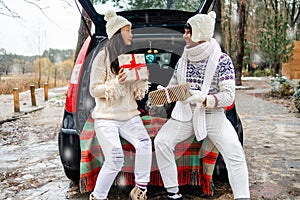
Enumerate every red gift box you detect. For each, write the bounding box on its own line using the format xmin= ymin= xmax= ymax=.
xmin=118 ymin=54 xmax=148 ymax=82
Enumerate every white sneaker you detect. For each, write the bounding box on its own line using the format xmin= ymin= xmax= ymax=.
xmin=167 ymin=193 xmax=183 ymax=199
xmin=89 ymin=193 xmax=108 ymax=200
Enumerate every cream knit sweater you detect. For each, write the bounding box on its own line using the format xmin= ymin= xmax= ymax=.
xmin=89 ymin=48 xmax=148 ymax=121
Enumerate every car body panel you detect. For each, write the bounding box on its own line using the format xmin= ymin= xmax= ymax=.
xmin=66 ymin=37 xmax=91 ymax=113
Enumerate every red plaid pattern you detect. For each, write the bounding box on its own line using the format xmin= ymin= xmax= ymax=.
xmin=79 ymin=115 xmax=219 ymax=195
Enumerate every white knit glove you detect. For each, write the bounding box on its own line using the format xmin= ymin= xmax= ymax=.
xmin=182 ymin=90 xmax=206 ymax=104
xmin=157 ymin=85 xmax=164 ymax=90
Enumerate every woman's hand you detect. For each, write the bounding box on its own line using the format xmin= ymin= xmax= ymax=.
xmin=117 ymin=68 xmax=127 ymax=84
xmin=146 ymin=69 xmax=150 ymax=80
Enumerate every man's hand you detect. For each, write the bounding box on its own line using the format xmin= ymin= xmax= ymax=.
xmin=182 ymin=90 xmax=206 ymax=104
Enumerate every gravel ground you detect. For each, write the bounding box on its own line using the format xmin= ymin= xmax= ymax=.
xmin=0 ymin=78 xmax=299 ymax=199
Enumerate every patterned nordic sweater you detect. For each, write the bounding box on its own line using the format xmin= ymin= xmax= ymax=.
xmin=169 ymin=53 xmax=235 ymax=108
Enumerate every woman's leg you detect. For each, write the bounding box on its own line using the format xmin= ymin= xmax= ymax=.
xmin=119 ymin=116 xmax=152 ymax=186
xmin=207 ymin=112 xmax=250 ymax=199
xmin=92 ymin=119 xmax=124 ymax=199
xmin=154 ymin=119 xmax=194 ymax=193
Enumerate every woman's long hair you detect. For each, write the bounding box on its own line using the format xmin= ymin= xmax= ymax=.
xmin=106 ymin=29 xmax=133 ymax=75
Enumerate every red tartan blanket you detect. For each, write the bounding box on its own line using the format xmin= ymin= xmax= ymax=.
xmin=79 ymin=115 xmax=219 ymax=196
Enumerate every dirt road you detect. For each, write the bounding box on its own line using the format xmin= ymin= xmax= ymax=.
xmin=0 ymin=79 xmax=299 ymax=199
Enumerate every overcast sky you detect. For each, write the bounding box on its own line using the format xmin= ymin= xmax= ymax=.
xmin=0 ymin=0 xmax=81 ymax=56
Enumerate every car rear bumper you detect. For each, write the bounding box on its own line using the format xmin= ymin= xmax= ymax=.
xmin=58 ymin=128 xmax=81 ymax=171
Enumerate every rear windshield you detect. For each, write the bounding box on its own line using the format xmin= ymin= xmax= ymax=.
xmin=94 ymin=0 xmax=201 ymax=13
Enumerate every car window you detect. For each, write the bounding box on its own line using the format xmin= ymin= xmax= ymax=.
xmin=95 ymin=0 xmax=201 ymax=13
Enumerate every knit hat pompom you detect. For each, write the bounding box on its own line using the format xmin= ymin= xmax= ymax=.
xmin=104 ymin=10 xmax=132 ymax=39
xmin=187 ymin=11 xmax=216 ymax=42
xmin=208 ymin=11 xmax=216 ymax=20
xmin=104 ymin=10 xmax=117 ymax=22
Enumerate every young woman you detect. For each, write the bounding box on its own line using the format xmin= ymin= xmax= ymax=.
xmin=89 ymin=10 xmax=151 ymax=200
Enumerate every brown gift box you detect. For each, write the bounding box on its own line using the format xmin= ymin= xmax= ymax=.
xmin=149 ymin=83 xmax=191 ymax=105
xmin=118 ymin=54 xmax=148 ymax=82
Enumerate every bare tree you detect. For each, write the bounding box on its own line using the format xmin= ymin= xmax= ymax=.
xmin=0 ymin=0 xmax=20 ymax=18
xmin=0 ymin=0 xmax=49 ymax=18
xmin=222 ymin=0 xmax=234 ymax=57
xmin=284 ymin=0 xmax=300 ymax=39
xmin=214 ymin=0 xmax=224 ymax=48
xmin=0 ymin=48 xmax=14 ymax=76
xmin=235 ymin=0 xmax=246 ymax=86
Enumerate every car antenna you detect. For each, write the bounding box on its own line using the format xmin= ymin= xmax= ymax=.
xmin=74 ymin=0 xmax=92 ymax=38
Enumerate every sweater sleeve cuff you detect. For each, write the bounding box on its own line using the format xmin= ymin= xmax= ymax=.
xmin=134 ymin=80 xmax=149 ymax=100
xmin=105 ymin=78 xmax=126 ymax=100
xmin=205 ymin=94 xmax=218 ymax=108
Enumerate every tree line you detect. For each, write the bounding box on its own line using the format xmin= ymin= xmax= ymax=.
xmin=0 ymin=48 xmax=74 ymax=88
xmin=74 ymin=0 xmax=299 ymax=85
xmin=1 ymin=0 xmax=300 ymax=86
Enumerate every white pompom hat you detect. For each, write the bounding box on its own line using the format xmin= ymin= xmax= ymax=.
xmin=104 ymin=10 xmax=132 ymax=39
xmin=187 ymin=11 xmax=216 ymax=42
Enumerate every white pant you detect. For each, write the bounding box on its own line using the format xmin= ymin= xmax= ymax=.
xmin=92 ymin=116 xmax=152 ymax=199
xmin=154 ymin=109 xmax=250 ymax=199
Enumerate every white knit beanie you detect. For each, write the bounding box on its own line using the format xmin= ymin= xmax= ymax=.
xmin=104 ymin=10 xmax=132 ymax=39
xmin=187 ymin=11 xmax=216 ymax=42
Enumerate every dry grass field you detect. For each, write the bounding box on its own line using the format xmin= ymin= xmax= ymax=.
xmin=0 ymin=74 xmax=69 ymax=95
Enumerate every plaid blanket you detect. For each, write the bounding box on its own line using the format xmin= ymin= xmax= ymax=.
xmin=79 ymin=115 xmax=219 ymax=196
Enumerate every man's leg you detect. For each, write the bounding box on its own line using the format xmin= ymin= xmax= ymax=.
xmin=154 ymin=119 xmax=194 ymax=196
xmin=207 ymin=112 xmax=250 ymax=199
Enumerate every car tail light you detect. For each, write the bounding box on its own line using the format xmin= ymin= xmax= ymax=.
xmin=224 ymin=102 xmax=235 ymax=111
xmin=65 ymin=37 xmax=91 ymax=113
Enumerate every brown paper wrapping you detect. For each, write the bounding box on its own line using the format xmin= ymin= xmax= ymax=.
xmin=149 ymin=83 xmax=191 ymax=105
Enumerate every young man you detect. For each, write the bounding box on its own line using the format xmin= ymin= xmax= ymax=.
xmin=154 ymin=11 xmax=250 ymax=200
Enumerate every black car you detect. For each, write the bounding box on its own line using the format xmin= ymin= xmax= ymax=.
xmin=58 ymin=0 xmax=243 ymax=183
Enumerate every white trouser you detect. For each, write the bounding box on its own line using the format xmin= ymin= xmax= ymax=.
xmin=154 ymin=109 xmax=250 ymax=199
xmin=92 ymin=116 xmax=152 ymax=199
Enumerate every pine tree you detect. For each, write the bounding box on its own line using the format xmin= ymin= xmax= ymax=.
xmin=258 ymin=12 xmax=294 ymax=76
